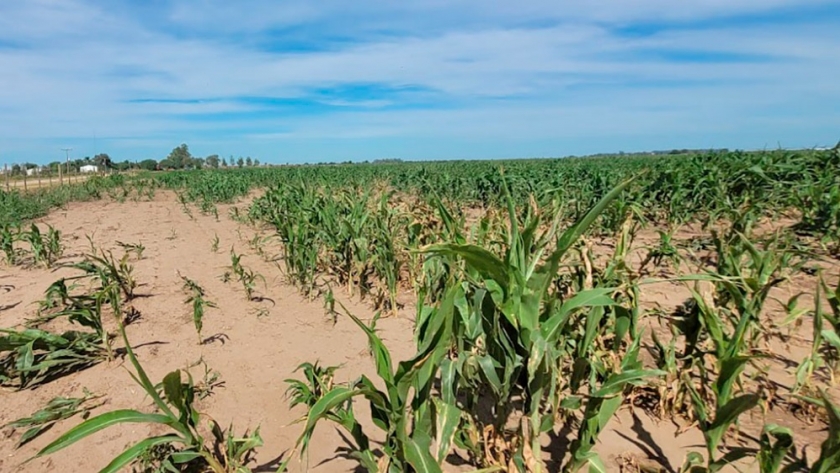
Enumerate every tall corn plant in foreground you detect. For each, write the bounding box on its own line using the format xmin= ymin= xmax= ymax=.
xmin=34 ymin=319 xmax=261 ymax=473
xmin=673 ymin=226 xmax=805 ymax=471
xmin=286 ymin=177 xmax=657 ymax=473
xmin=287 ymin=308 xmax=453 ymax=473
xmin=420 ymin=177 xmax=662 ymax=472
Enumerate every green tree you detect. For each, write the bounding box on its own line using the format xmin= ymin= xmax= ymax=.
xmin=138 ymin=159 xmax=158 ymax=171
xmin=254 ymin=159 xmax=260 ymax=166
xmin=236 ymin=157 xmax=244 ymax=168
xmin=165 ymin=144 xmax=192 ymax=169
xmin=221 ymin=158 xmax=228 ymax=167
xmin=94 ymin=153 xmax=112 ymax=169
xmin=245 ymin=157 xmax=253 ymax=167
xmin=205 ymin=155 xmax=220 ymax=168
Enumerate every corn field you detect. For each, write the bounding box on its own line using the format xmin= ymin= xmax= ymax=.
xmin=2 ymin=146 xmax=840 ymax=472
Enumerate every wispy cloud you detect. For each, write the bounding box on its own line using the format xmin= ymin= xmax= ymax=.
xmin=0 ymin=0 xmax=838 ymax=164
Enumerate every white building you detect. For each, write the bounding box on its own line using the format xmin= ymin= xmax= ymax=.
xmin=26 ymin=168 xmax=39 ymax=176
xmin=80 ymin=164 xmax=98 ymax=173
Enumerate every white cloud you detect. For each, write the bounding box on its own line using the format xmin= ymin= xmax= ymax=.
xmin=0 ymin=0 xmax=838 ymax=163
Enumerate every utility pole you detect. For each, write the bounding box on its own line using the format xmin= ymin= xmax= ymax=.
xmin=61 ymin=148 xmax=72 ymax=185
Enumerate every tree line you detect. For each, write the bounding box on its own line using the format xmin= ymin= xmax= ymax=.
xmin=2 ymin=144 xmax=262 ymax=176
xmin=153 ymin=144 xmax=260 ymax=170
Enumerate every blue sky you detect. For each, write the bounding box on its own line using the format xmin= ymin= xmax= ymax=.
xmin=0 ymin=1 xmax=838 ymax=165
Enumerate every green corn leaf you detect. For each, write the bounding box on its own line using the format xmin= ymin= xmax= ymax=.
xmin=170 ymin=450 xmax=204 ymax=464
xmin=542 ymin=288 xmax=616 ymax=341
xmin=433 ymin=398 xmax=461 ymax=463
xmin=706 ymin=394 xmax=760 ymax=452
xmin=300 ymin=386 xmax=360 ymax=453
xmin=821 ymin=330 xmax=840 ymax=350
xmin=36 ymin=410 xmax=174 ymax=456
xmin=440 ymin=358 xmax=456 ymax=405
xmin=477 ymin=354 xmax=503 ymax=394
xmin=343 ymin=308 xmax=393 ymax=385
xmin=404 ymin=431 xmax=442 ymax=473
xmin=422 ymin=243 xmax=509 ymax=293
xmin=758 ymin=424 xmax=793 ymax=473
xmin=587 ymin=454 xmax=609 ymax=473
xmin=162 ymin=371 xmax=185 ymax=414
xmin=590 ymin=370 xmax=664 ymax=398
xmin=98 ymin=435 xmax=183 ymax=473
xmin=715 ymin=356 xmax=752 ymax=406
xmin=554 ymin=178 xmax=635 ymax=259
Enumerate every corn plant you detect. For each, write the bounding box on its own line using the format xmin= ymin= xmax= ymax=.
xmin=640 ymin=228 xmax=681 ymax=274
xmin=286 ymin=309 xmax=453 ymax=473
xmin=85 ymin=231 xmax=98 ymax=255
xmin=211 ymin=233 xmax=220 ymax=253
xmin=810 ymin=392 xmax=840 ymax=473
xmin=817 ymin=277 xmax=840 ymax=379
xmin=34 ymin=320 xmax=262 ymax=473
xmin=755 ymin=424 xmax=797 ymax=473
xmin=565 ymin=336 xmax=662 ymax=472
xmin=22 ymin=224 xmax=62 ymax=267
xmin=180 ymin=273 xmax=217 ymax=344
xmin=795 ymin=276 xmax=840 ymax=391
xmin=0 ymin=223 xmax=21 ymax=264
xmin=230 ymin=248 xmax=264 ymax=301
xmin=189 ymin=357 xmax=224 ymax=400
xmin=2 ymin=389 xmax=103 ymax=447
xmin=0 ymin=329 xmax=106 ymax=389
xmin=680 ymin=280 xmax=764 ymax=471
xmin=116 ymin=240 xmax=145 ymax=260
xmin=417 ymin=178 xmax=640 ymax=471
xmin=176 ymin=191 xmax=194 ymax=219
xmin=323 ymin=286 xmax=337 ymax=324
xmin=31 ymin=277 xmax=114 ymax=353
xmin=70 ymin=250 xmax=137 ymax=301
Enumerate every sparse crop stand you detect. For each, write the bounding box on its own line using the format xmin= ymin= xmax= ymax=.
xmin=1 ymin=147 xmax=840 ymax=472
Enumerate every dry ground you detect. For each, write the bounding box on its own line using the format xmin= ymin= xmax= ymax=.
xmin=0 ymin=192 xmax=837 ymax=472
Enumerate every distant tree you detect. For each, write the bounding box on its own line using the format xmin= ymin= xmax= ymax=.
xmin=165 ymin=144 xmax=192 ymax=169
xmin=245 ymin=157 xmax=253 ymax=167
xmin=138 ymin=159 xmax=159 ymax=171
xmin=221 ymin=158 xmax=228 ymax=167
xmin=11 ymin=164 xmax=21 ymax=175
xmin=191 ymin=157 xmax=205 ymax=169
xmin=254 ymin=159 xmax=260 ymax=166
xmin=236 ymin=157 xmax=244 ymax=168
xmin=94 ymin=153 xmax=112 ymax=168
xmin=205 ymin=154 xmax=220 ymax=168
xmin=23 ymin=162 xmax=38 ymax=170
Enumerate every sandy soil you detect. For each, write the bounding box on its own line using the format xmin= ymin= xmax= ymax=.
xmin=0 ymin=192 xmax=837 ymax=472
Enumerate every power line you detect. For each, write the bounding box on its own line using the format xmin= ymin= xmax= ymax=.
xmin=61 ymin=148 xmax=73 ymax=175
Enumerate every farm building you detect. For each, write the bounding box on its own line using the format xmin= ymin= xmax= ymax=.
xmin=79 ymin=164 xmax=98 ymax=173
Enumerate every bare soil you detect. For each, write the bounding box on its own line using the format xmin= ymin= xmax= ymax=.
xmin=0 ymin=192 xmax=837 ymax=472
